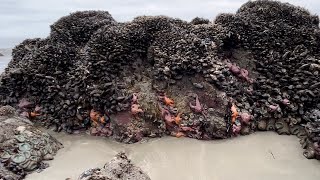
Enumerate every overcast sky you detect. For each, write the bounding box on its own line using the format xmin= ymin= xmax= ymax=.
xmin=0 ymin=0 xmax=319 ymax=48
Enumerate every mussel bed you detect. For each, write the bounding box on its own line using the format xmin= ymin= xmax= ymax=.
xmin=0 ymin=0 xmax=319 ymax=163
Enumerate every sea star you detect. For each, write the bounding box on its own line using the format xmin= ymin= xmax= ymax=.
xmin=164 ymin=112 xmax=174 ymax=123
xmin=90 ymin=109 xmax=102 ymax=126
xmin=232 ymin=124 xmax=242 ymax=135
xmin=164 ymin=96 xmax=174 ymax=106
xmin=227 ymin=62 xmax=253 ymax=83
xmin=89 ymin=109 xmax=109 ymax=126
xmin=99 ymin=115 xmax=107 ymax=124
xmin=159 ymin=105 xmax=174 ymax=123
xmin=132 ymin=93 xmax=138 ymax=104
xmin=239 ymin=112 xmax=253 ymax=125
xmin=189 ymin=95 xmax=203 ymax=113
xmin=239 ymin=68 xmax=253 ymax=83
xmin=30 ymin=112 xmax=41 ymax=118
xmin=174 ymin=112 xmax=182 ymax=124
xmin=268 ymin=104 xmax=279 ymax=112
xmin=231 ymin=65 xmax=241 ymax=74
xmin=231 ymin=103 xmax=239 ymax=123
xmin=240 ymin=69 xmax=248 ymax=79
xmin=131 ymin=104 xmax=143 ymax=115
xmin=90 ymin=109 xmax=99 ymax=121
xmin=227 ymin=63 xmax=241 ymax=75
xmin=282 ymin=99 xmax=290 ymax=105
xmin=174 ymin=131 xmax=185 ymax=138
xmin=158 ymin=94 xmax=174 ymax=106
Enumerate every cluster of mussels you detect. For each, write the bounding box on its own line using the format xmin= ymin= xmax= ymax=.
xmin=215 ymin=0 xmax=320 ymax=159
xmin=0 ymin=1 xmax=319 ymax=159
xmin=0 ymin=106 xmax=62 ymax=179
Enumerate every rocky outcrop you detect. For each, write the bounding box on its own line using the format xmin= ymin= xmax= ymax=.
xmin=0 ymin=0 xmax=319 ymax=160
xmin=74 ymin=152 xmax=150 ymax=180
xmin=0 ymin=106 xmax=63 ymax=179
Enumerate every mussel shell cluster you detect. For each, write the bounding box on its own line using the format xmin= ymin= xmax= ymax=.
xmin=0 ymin=106 xmax=62 ymax=178
xmin=0 ymin=163 xmax=21 ymax=180
xmin=215 ymin=0 xmax=320 ymax=159
xmin=0 ymin=11 xmax=224 ymax=135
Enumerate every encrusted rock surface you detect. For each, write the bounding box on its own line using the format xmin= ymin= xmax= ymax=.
xmin=0 ymin=0 xmax=319 ymax=160
xmin=0 ymin=106 xmax=63 ymax=179
xmin=74 ymin=152 xmax=150 ymax=180
xmin=215 ymin=0 xmax=320 ymax=160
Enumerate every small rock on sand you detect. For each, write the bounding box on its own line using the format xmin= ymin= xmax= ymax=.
xmin=75 ymin=152 xmax=151 ymax=180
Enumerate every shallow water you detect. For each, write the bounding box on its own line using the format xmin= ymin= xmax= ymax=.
xmin=0 ymin=49 xmax=11 ymax=72
xmin=26 ymin=132 xmax=320 ymax=180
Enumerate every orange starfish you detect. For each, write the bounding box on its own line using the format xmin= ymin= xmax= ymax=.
xmin=100 ymin=116 xmax=106 ymax=124
xmin=163 ymin=95 xmax=174 ymax=106
xmin=90 ymin=110 xmax=109 ymax=126
xmin=175 ymin=132 xmax=185 ymax=138
xmin=231 ymin=103 xmax=238 ymax=123
xmin=90 ymin=109 xmax=101 ymax=123
xmin=174 ymin=112 xmax=182 ymax=124
xmin=30 ymin=112 xmax=40 ymax=118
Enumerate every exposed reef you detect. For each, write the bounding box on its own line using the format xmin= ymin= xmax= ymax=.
xmin=0 ymin=0 xmax=319 ymax=161
xmin=0 ymin=106 xmax=63 ymax=179
xmin=215 ymin=0 xmax=320 ymax=160
xmin=71 ymin=152 xmax=150 ymax=180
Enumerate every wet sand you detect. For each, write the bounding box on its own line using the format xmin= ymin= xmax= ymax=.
xmin=26 ymin=132 xmax=320 ymax=180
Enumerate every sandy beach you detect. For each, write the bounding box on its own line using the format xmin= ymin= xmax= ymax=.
xmin=26 ymin=132 xmax=320 ymax=180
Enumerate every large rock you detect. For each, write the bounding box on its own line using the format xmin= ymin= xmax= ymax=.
xmin=75 ymin=152 xmax=150 ymax=180
xmin=215 ymin=0 xmax=320 ymax=160
xmin=0 ymin=106 xmax=63 ymax=179
xmin=0 ymin=1 xmax=319 ymax=160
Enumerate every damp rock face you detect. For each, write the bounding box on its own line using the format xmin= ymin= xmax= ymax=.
xmin=0 ymin=11 xmax=226 ymax=143
xmin=0 ymin=106 xmax=63 ymax=179
xmin=215 ymin=0 xmax=320 ymax=160
xmin=0 ymin=1 xmax=319 ymax=160
xmin=0 ymin=164 xmax=22 ymax=180
xmin=75 ymin=152 xmax=150 ymax=180
xmin=9 ymin=38 xmax=42 ymax=70
xmin=50 ymin=11 xmax=117 ymax=47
